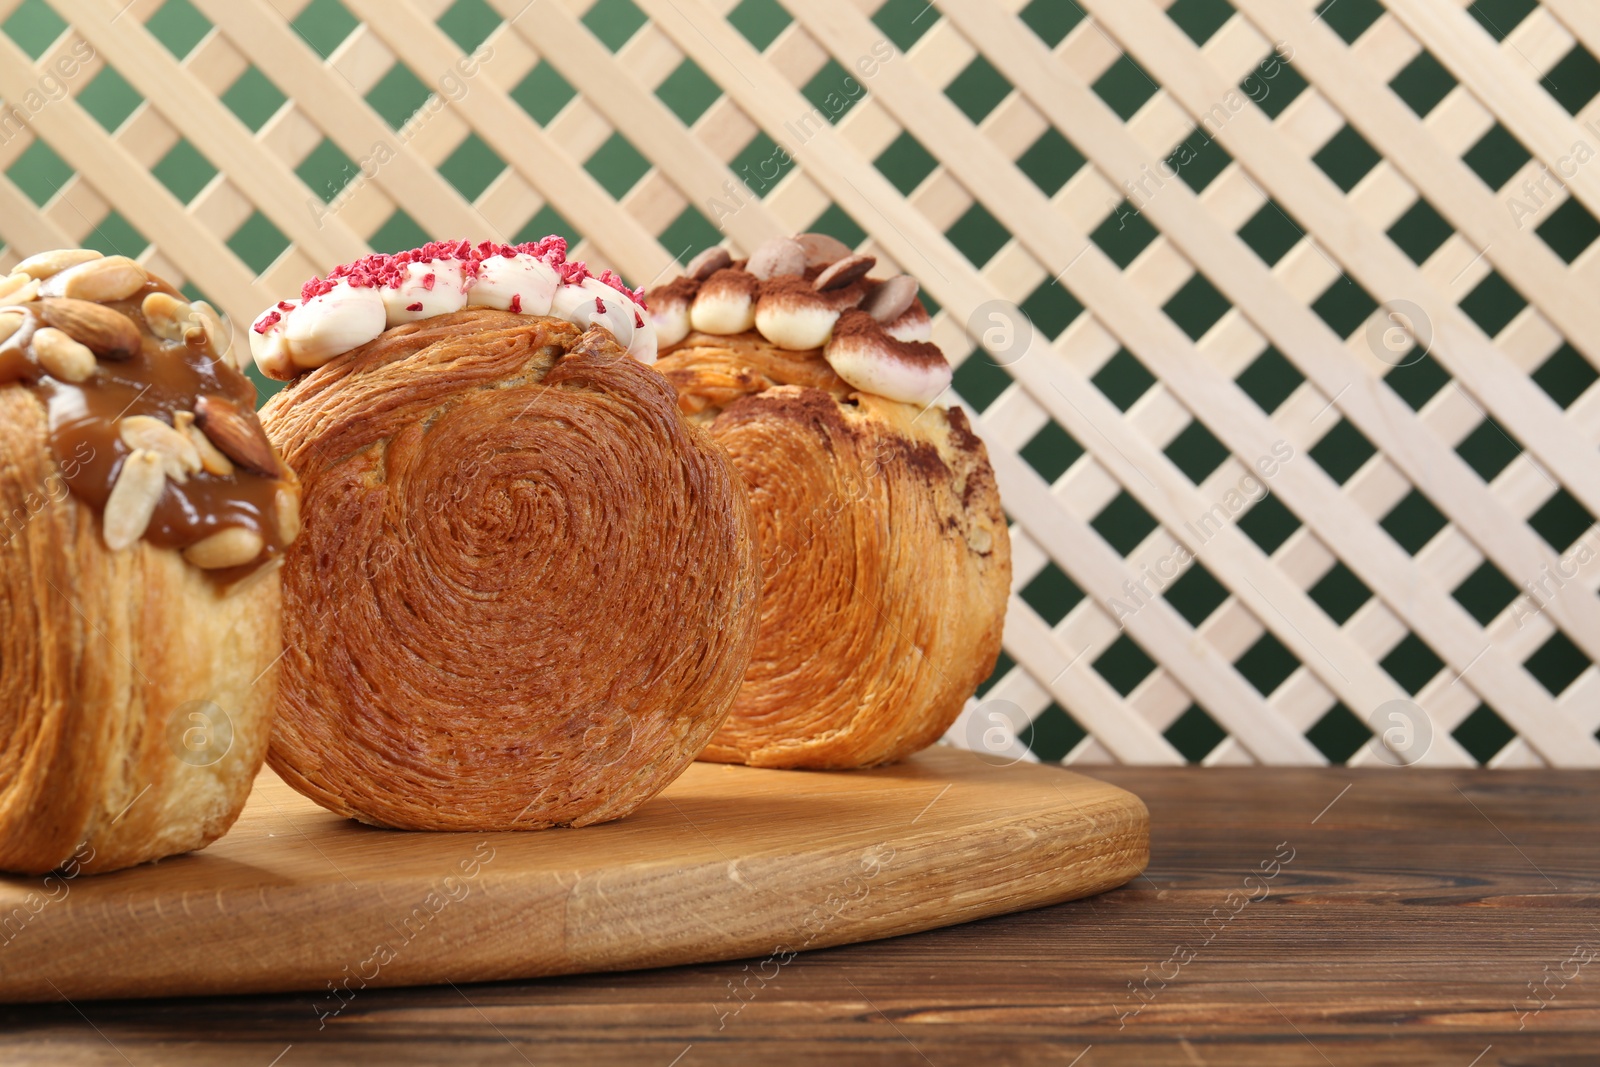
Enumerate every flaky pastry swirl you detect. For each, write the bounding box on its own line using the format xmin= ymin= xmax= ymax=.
xmin=260 ymin=309 xmax=760 ymax=830
xmin=659 ymin=332 xmax=1010 ymax=769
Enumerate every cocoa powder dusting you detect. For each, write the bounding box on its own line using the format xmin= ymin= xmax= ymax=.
xmin=833 ymin=309 xmax=946 ymax=370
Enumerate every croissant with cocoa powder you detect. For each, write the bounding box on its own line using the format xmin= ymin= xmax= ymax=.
xmin=652 ymin=236 xmax=1011 ymax=769
xmin=0 ymin=250 xmax=300 ymax=874
xmin=253 ymin=241 xmax=760 ymax=830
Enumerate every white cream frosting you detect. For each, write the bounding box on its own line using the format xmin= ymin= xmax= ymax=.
xmin=825 ymin=332 xmax=951 ymax=407
xmin=552 ymin=276 xmax=637 ymax=356
xmin=754 ymin=299 xmax=836 ymax=351
xmin=287 ymin=281 xmax=386 ymax=369
xmin=381 ymin=259 xmax=468 ymax=326
xmin=249 ymin=301 xmax=297 ymax=380
xmin=253 ymin=250 xmax=654 ymax=377
xmin=468 ymin=253 xmax=559 ymax=317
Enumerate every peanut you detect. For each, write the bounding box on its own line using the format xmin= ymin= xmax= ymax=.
xmin=183 ymin=527 xmax=265 ymax=570
xmin=174 ymin=411 xmax=235 ymax=476
xmin=0 ymin=277 xmax=41 ymax=306
xmin=142 ymin=291 xmax=191 ymax=343
xmin=56 ymin=256 xmax=147 ymax=302
xmin=15 ymin=248 xmax=102 ymax=280
xmin=103 ymin=450 xmax=166 ymax=551
xmin=32 ymin=327 xmax=96 ymax=383
xmin=0 ymin=311 xmax=24 ymax=346
xmin=275 ymin=485 xmax=300 ymax=545
xmin=119 ymin=415 xmax=202 ymax=483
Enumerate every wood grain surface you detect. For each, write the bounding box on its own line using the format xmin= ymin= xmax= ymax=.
xmin=2 ymin=765 xmax=1595 ymax=1066
xmin=0 ymin=748 xmax=1148 ymax=1002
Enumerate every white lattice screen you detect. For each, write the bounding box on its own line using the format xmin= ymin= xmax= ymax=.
xmin=1 ymin=0 xmax=1596 ymax=767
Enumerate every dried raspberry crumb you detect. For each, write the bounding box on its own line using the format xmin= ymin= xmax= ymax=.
xmin=594 ymin=296 xmax=606 ymax=315
xmin=295 ymin=236 xmax=645 ymax=317
xmin=253 ymin=311 xmax=281 ymax=334
xmin=510 ymin=294 xmax=522 ymax=314
xmin=406 ymin=302 xmax=423 ymax=312
xmin=277 ymin=301 xmax=295 ymax=312
xmin=634 ymin=311 xmax=644 ymax=329
xmin=422 ymin=273 xmax=436 ymax=291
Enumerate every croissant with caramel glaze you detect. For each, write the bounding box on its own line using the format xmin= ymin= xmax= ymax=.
xmin=0 ymin=250 xmax=298 ymax=874
xmin=259 ymin=302 xmax=761 ymax=831
xmin=657 ymin=245 xmax=1011 ymax=769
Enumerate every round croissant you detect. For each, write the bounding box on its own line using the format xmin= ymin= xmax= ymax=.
xmin=0 ymin=257 xmax=293 ymax=875
xmin=658 ymin=330 xmax=1010 ymax=768
xmin=259 ymin=309 xmax=760 ymax=831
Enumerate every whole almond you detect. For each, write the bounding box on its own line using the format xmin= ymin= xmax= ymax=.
xmin=814 ymin=254 xmax=876 ymax=291
xmin=119 ymin=415 xmax=201 ymax=483
xmin=175 ymin=410 xmax=235 ymax=476
xmin=183 ymin=527 xmax=264 ymax=570
xmin=862 ymin=274 xmax=918 ymax=324
xmin=194 ymin=395 xmax=279 ymax=477
xmin=15 ymin=248 xmax=102 ymax=280
xmin=32 ymin=327 xmax=96 ymax=383
xmin=795 ymin=233 xmax=853 ymax=269
xmin=103 ymin=450 xmax=166 ymax=551
xmin=746 ymin=237 xmax=806 ymax=280
xmin=686 ymin=247 xmax=732 ymax=281
xmin=0 ymin=311 xmax=24 ymax=346
xmin=53 ymin=256 xmax=147 ymax=302
xmin=37 ymin=298 xmax=141 ymax=358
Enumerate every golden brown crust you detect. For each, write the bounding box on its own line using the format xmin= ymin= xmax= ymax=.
xmin=259 ymin=309 xmax=761 ymax=831
xmin=657 ymin=331 xmax=1010 ymax=769
xmin=0 ymin=385 xmax=281 ymax=875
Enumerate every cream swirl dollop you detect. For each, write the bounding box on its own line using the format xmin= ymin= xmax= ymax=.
xmin=644 ymin=235 xmax=950 ymax=407
xmin=250 ymin=239 xmax=653 ymax=378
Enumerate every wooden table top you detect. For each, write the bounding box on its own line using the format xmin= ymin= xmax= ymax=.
xmin=4 ymin=765 xmax=1596 ymax=1066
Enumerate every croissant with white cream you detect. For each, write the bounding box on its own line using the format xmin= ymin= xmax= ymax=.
xmin=654 ymin=237 xmax=1010 ymax=769
xmin=254 ymin=241 xmax=760 ymax=830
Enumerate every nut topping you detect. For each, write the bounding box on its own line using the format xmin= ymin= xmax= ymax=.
xmin=0 ymin=276 xmax=41 ymax=306
xmin=182 ymin=527 xmax=265 ymax=570
xmin=141 ymin=291 xmax=191 ymax=343
xmin=0 ymin=311 xmax=24 ymax=346
xmin=50 ymin=255 xmax=147 ymax=303
xmin=32 ymin=327 xmax=96 ymax=383
xmin=275 ymin=485 xmax=301 ymax=545
xmin=188 ymin=300 xmax=233 ymax=365
xmin=174 ymin=410 xmax=235 ymax=476
xmin=194 ymin=395 xmax=279 ymax=477
xmin=102 ymin=450 xmax=167 ymax=551
xmin=37 ymin=298 xmax=141 ymax=358
xmin=15 ymin=248 xmax=102 ymax=280
xmin=119 ymin=415 xmax=202 ymax=484
xmin=0 ymin=273 xmax=37 ymax=303
xmin=2 ymin=247 xmax=295 ymax=578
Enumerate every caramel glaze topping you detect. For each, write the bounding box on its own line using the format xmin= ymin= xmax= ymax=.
xmin=0 ymin=271 xmax=296 ymax=585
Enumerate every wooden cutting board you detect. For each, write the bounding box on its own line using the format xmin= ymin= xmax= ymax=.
xmin=0 ymin=748 xmax=1147 ymax=1003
